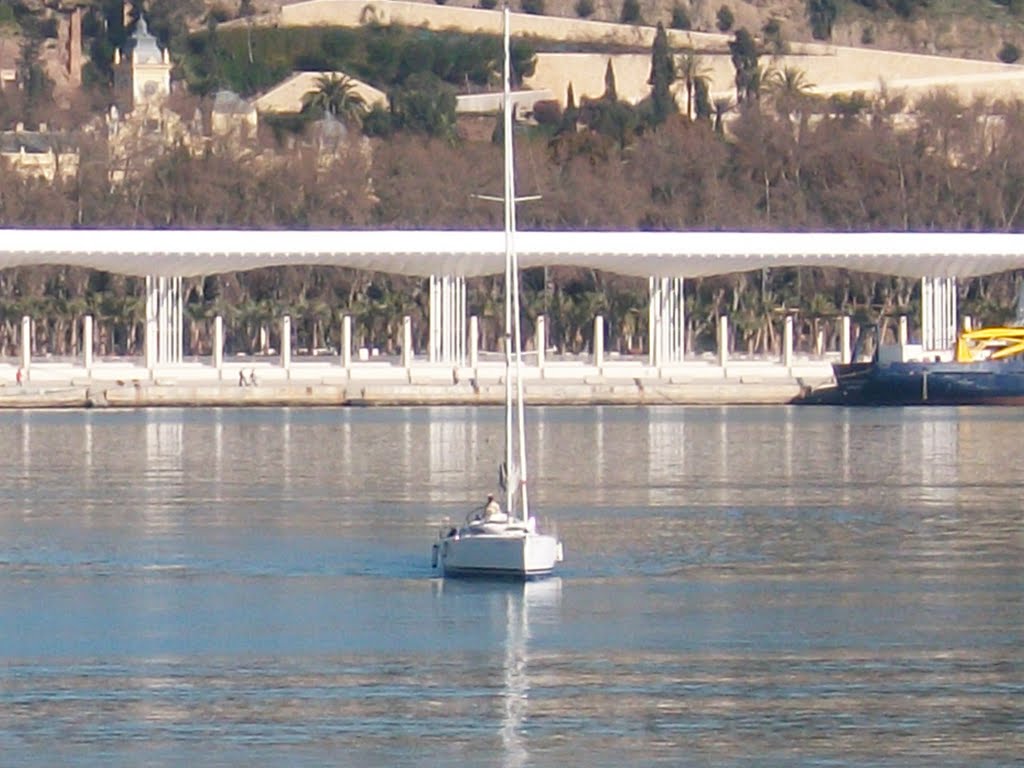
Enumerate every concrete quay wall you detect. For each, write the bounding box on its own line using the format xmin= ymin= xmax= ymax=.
xmin=278 ymin=0 xmax=1024 ymax=111
xmin=0 ymin=357 xmax=833 ymax=408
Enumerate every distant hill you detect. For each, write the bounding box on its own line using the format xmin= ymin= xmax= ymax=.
xmin=225 ymin=0 xmax=1024 ymax=61
xmin=7 ymin=0 xmax=1024 ymax=62
xmin=2 ymin=0 xmax=1022 ymax=108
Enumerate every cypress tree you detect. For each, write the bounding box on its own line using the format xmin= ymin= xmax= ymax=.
xmin=648 ymin=22 xmax=676 ymax=125
xmin=603 ymin=58 xmax=618 ymax=102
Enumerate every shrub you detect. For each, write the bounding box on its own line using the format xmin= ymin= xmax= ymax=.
xmin=575 ymin=0 xmax=595 ymax=18
xmin=762 ymin=16 xmax=784 ymax=52
xmin=808 ymin=0 xmax=838 ymax=40
xmin=716 ymin=5 xmax=734 ymax=32
xmin=860 ymin=26 xmax=875 ymax=45
xmin=670 ymin=4 xmax=692 ymax=30
xmin=521 ymin=0 xmax=545 ymax=15
xmin=361 ymin=104 xmax=394 ymax=137
xmin=389 ymin=72 xmax=458 ymax=138
xmin=998 ymin=41 xmax=1020 ymax=63
xmin=208 ymin=5 xmax=232 ymax=24
xmin=531 ymin=99 xmax=563 ymax=126
xmin=479 ymin=0 xmax=498 ymax=8
xmin=295 ymin=53 xmax=331 ymax=71
xmin=621 ymin=0 xmax=642 ymax=23
xmin=33 ymin=17 xmax=59 ymax=39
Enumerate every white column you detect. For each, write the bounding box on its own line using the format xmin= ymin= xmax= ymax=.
xmin=922 ymin=277 xmax=933 ymax=350
xmin=20 ymin=315 xmax=31 ymax=373
xmin=648 ymin=276 xmax=685 ymax=366
xmin=535 ymin=314 xmax=546 ymax=371
xmin=841 ymin=315 xmax=851 ymax=363
xmin=281 ymin=315 xmax=292 ymax=374
xmin=168 ymin=276 xmax=176 ymax=363
xmin=458 ymin=276 xmax=466 ymax=364
xmin=145 ymin=276 xmax=157 ymax=370
xmin=82 ymin=315 xmax=94 ymax=371
xmin=673 ymin=277 xmax=685 ymax=363
xmin=594 ymin=315 xmax=604 ymax=369
xmin=402 ymin=316 xmax=413 ymax=369
xmin=143 ymin=275 xmax=184 ymax=367
xmin=946 ymin=277 xmax=958 ymax=349
xmin=213 ymin=315 xmax=224 ymax=376
xmin=428 ymin=275 xmax=438 ymax=363
xmin=899 ymin=315 xmax=909 ymax=347
xmin=718 ymin=315 xmax=729 ymax=369
xmin=157 ymin=276 xmax=168 ymax=365
xmin=444 ymin=275 xmax=453 ymax=365
xmin=173 ymin=276 xmax=183 ymax=363
xmin=469 ymin=315 xmax=479 ymax=369
xmin=341 ymin=315 xmax=352 ymax=370
xmin=921 ymin=276 xmax=958 ymax=351
xmin=783 ymin=315 xmax=793 ymax=368
xmin=428 ymin=274 xmax=467 ymax=365
xmin=648 ymin=277 xmax=659 ymax=366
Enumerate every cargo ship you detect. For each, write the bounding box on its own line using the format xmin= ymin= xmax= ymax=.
xmin=797 ymin=326 xmax=1024 ymax=405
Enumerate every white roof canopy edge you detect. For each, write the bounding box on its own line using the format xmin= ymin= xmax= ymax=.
xmin=2 ymin=229 xmax=1024 ymax=280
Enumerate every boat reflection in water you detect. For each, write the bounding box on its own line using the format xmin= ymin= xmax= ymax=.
xmin=434 ymin=577 xmax=562 ymax=768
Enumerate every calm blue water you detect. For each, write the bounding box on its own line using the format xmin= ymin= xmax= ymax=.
xmin=0 ymin=406 xmax=1021 ymax=766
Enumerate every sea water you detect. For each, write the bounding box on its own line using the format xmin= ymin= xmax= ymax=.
xmin=0 ymin=406 xmax=1020 ymax=766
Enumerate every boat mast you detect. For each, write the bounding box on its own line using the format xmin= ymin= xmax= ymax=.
xmin=502 ymin=3 xmax=529 ymax=523
xmin=502 ymin=2 xmax=515 ymax=520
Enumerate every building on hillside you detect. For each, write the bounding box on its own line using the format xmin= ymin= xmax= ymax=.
xmin=253 ymin=71 xmax=387 ymax=116
xmin=0 ymin=123 xmax=79 ymax=182
xmin=113 ymin=15 xmax=171 ymax=114
xmin=0 ymin=34 xmax=17 ymax=91
xmin=55 ymin=1 xmax=87 ymax=89
xmin=252 ymin=71 xmax=381 ymax=165
xmin=212 ymin=90 xmax=259 ymax=140
xmin=107 ymin=16 xmax=188 ymax=183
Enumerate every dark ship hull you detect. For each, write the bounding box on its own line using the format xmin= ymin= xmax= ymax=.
xmin=798 ymin=357 xmax=1024 ymax=406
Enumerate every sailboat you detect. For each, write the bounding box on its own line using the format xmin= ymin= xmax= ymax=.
xmin=431 ymin=5 xmax=563 ymax=579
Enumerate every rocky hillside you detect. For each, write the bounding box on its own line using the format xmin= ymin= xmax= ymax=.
xmin=240 ymin=0 xmax=1024 ymax=60
xmin=3 ymin=0 xmax=1023 ymax=101
xmin=11 ymin=0 xmax=1024 ymax=54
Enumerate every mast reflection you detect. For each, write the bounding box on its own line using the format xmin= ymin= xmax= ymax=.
xmin=438 ymin=578 xmax=562 ymax=767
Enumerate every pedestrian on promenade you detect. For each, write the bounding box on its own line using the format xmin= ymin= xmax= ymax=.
xmin=238 ymin=369 xmax=246 ymax=387
xmin=249 ymin=369 xmax=258 ymax=387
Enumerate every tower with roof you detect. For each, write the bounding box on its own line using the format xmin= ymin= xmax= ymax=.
xmin=113 ymin=13 xmax=171 ymax=113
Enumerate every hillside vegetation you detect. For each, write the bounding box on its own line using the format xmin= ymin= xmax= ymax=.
xmin=4 ymin=97 xmax=1024 ymax=359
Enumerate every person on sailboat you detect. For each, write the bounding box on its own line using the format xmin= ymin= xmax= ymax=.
xmin=484 ymin=493 xmax=501 ymax=519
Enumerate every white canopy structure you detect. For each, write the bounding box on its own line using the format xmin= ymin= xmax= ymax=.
xmin=2 ymin=229 xmax=1023 ymax=368
xmin=2 ymin=229 xmax=1024 ymax=279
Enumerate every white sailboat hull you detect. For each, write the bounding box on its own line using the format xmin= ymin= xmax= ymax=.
xmin=436 ymin=529 xmax=562 ymax=579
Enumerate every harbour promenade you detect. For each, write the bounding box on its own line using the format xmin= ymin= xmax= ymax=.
xmin=0 ymin=353 xmax=835 ymax=408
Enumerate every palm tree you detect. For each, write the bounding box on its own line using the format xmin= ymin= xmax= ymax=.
xmin=712 ymin=96 xmax=735 ymax=134
xmin=302 ymin=73 xmax=368 ymax=127
xmin=766 ymin=66 xmax=814 ymax=123
xmin=678 ymin=53 xmax=710 ymax=121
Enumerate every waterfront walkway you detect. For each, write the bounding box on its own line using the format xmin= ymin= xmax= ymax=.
xmin=0 ymin=354 xmax=835 ymax=408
